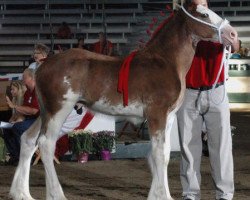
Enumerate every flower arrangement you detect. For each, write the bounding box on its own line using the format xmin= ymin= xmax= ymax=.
xmin=69 ymin=130 xmax=93 ymax=155
xmin=93 ymin=131 xmax=116 ymax=152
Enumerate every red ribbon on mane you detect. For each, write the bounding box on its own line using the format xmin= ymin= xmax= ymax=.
xmin=150 ymin=12 xmax=174 ymax=41
xmin=117 ymin=11 xmax=174 ymax=107
xmin=117 ymin=51 xmax=137 ymax=106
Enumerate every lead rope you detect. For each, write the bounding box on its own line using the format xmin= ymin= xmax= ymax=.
xmin=210 ymin=45 xmax=232 ymax=105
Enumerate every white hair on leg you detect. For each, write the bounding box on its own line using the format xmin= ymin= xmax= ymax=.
xmin=39 ymin=134 xmax=66 ymax=200
xmin=148 ymin=112 xmax=175 ymax=200
xmin=38 ymin=88 xmax=79 ymax=200
xmin=10 ymin=118 xmax=41 ymax=200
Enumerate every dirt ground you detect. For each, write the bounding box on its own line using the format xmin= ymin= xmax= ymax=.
xmin=0 ymin=112 xmax=249 ymax=200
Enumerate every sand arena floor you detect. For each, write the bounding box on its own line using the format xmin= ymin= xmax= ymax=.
xmin=0 ymin=112 xmax=249 ymax=200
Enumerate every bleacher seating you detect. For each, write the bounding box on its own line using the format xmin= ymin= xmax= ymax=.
xmin=0 ymin=0 xmax=147 ymax=71
xmin=209 ymin=0 xmax=250 ymax=45
xmin=0 ymin=0 xmax=250 ymax=72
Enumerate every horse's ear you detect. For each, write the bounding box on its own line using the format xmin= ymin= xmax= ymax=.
xmin=173 ymin=0 xmax=185 ymax=10
xmin=173 ymin=0 xmax=191 ymax=10
xmin=183 ymin=0 xmax=193 ymax=7
xmin=183 ymin=0 xmax=197 ymax=13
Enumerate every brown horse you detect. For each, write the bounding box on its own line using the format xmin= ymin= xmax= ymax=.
xmin=10 ymin=2 xmax=239 ymax=200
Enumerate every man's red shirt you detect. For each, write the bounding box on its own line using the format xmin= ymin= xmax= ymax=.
xmin=23 ymin=88 xmax=39 ymax=118
xmin=186 ymin=41 xmax=224 ymax=88
xmin=93 ymin=40 xmax=113 ymax=55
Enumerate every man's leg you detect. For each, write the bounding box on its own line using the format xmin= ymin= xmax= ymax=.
xmin=12 ymin=119 xmax=36 ymax=158
xmin=177 ymin=89 xmax=203 ymax=200
xmin=205 ymin=86 xmax=234 ymax=200
xmin=2 ymin=129 xmax=19 ymax=160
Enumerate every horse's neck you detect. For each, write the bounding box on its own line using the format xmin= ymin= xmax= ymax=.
xmin=145 ymin=12 xmax=196 ymax=79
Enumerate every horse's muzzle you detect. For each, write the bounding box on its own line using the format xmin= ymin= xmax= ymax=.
xmin=220 ymin=23 xmax=239 ymax=52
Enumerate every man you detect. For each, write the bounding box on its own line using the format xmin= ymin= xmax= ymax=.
xmin=4 ymin=68 xmax=39 ymax=165
xmin=57 ymin=21 xmax=72 ymax=39
xmin=28 ymin=43 xmax=50 ymax=71
xmin=93 ymin=32 xmax=113 ymax=56
xmin=177 ymin=0 xmax=234 ymax=200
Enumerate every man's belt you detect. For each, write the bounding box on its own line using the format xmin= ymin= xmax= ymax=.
xmin=187 ymin=82 xmax=224 ymax=91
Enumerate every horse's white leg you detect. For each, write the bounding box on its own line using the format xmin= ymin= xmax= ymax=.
xmin=39 ymin=133 xmax=66 ymax=200
xmin=10 ymin=118 xmax=41 ymax=200
xmin=148 ymin=112 xmax=175 ymax=200
xmin=39 ymin=90 xmax=79 ymax=200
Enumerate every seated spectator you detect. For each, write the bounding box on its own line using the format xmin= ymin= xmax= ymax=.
xmin=2 ymin=69 xmax=39 ymax=165
xmin=231 ymin=40 xmax=250 ymax=59
xmin=28 ymin=43 xmax=50 ymax=71
xmin=93 ymin=32 xmax=113 ymax=56
xmin=57 ymin=21 xmax=72 ymax=39
xmin=76 ymin=36 xmax=89 ymax=50
xmin=6 ymin=81 xmax=26 ymax=123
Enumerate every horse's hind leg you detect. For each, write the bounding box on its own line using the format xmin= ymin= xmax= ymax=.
xmin=38 ymin=97 xmax=78 ymax=200
xmin=147 ymin=111 xmax=175 ymax=200
xmin=10 ymin=118 xmax=41 ymax=200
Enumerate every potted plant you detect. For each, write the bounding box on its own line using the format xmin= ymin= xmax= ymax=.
xmin=69 ymin=130 xmax=93 ymax=163
xmin=93 ymin=131 xmax=115 ymax=160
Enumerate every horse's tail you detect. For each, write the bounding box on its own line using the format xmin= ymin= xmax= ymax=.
xmin=35 ymin=86 xmax=47 ymax=145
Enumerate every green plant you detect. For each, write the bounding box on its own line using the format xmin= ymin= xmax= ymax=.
xmin=69 ymin=130 xmax=93 ymax=155
xmin=93 ymin=131 xmax=116 ymax=152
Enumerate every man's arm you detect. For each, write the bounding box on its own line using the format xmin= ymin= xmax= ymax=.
xmin=14 ymin=105 xmax=39 ymax=116
xmin=6 ymin=96 xmax=39 ymax=116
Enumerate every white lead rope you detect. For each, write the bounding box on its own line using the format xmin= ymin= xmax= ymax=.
xmin=210 ymin=45 xmax=232 ymax=105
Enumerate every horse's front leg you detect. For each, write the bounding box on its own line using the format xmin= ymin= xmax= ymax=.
xmin=147 ymin=112 xmax=175 ymax=200
xmin=10 ymin=118 xmax=41 ymax=200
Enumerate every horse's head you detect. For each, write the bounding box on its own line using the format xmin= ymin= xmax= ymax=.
xmin=176 ymin=1 xmax=239 ymax=51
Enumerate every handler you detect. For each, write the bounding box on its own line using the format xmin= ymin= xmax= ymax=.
xmin=177 ymin=0 xmax=235 ymax=199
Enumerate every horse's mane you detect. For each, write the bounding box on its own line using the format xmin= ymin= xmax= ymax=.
xmin=151 ymin=12 xmax=175 ymax=40
xmin=144 ymin=6 xmax=176 ymax=47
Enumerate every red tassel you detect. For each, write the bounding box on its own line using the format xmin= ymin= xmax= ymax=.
xmin=146 ymin=29 xmax=152 ymax=36
xmin=160 ymin=10 xmax=166 ymax=17
xmin=149 ymin=23 xmax=154 ymax=30
xmin=152 ymin=17 xmax=158 ymax=23
xmin=139 ymin=38 xmax=145 ymax=43
xmin=166 ymin=4 xmax=172 ymax=11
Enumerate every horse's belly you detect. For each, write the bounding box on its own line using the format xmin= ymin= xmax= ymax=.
xmin=91 ymin=98 xmax=144 ymax=118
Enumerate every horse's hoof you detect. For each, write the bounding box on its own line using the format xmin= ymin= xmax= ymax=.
xmin=9 ymin=193 xmax=35 ymax=200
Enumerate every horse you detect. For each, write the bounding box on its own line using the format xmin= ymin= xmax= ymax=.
xmin=10 ymin=1 xmax=239 ymax=200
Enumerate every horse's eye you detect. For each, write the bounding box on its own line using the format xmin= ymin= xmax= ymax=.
xmin=202 ymin=13 xmax=209 ymax=18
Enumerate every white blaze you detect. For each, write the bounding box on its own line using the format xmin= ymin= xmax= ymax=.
xmin=196 ymin=4 xmax=223 ymax=26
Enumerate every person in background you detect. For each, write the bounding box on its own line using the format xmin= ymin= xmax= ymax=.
xmin=6 ymin=81 xmax=26 ymax=123
xmin=93 ymin=32 xmax=113 ymax=56
xmin=76 ymin=36 xmax=89 ymax=50
xmin=177 ymin=0 xmax=235 ymax=199
xmin=3 ymin=69 xmax=39 ymax=165
xmin=57 ymin=21 xmax=72 ymax=39
xmin=28 ymin=43 xmax=50 ymax=71
xmin=231 ymin=40 xmax=249 ymax=58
